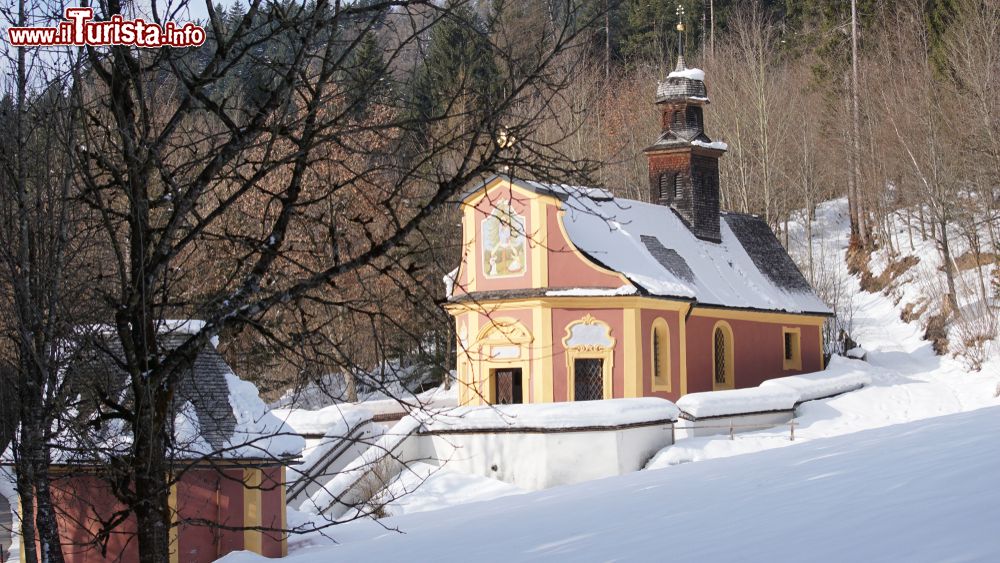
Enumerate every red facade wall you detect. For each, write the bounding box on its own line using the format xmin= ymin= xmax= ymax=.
xmin=545 ymin=205 xmax=624 ymax=289
xmin=685 ymin=315 xmax=822 ymax=394
xmin=260 ymin=467 xmax=285 ymax=558
xmin=639 ymin=309 xmax=685 ymax=402
xmin=50 ymin=474 xmax=138 ymax=563
xmin=550 ymin=308 xmax=625 ymax=402
xmin=42 ymin=465 xmax=285 ymax=562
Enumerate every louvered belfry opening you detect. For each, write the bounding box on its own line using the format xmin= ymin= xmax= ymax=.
xmin=573 ymin=359 xmax=603 ymax=401
xmin=494 ymin=368 xmax=522 ymax=404
xmin=713 ymin=328 xmax=727 ymax=385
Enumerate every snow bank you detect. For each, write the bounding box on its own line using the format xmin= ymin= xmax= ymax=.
xmin=223 ymin=373 xmax=305 ymax=458
xmin=274 ymin=404 xmax=374 ymax=437
xmin=667 ymin=67 xmax=705 ymax=81
xmin=677 ymin=386 xmax=800 ymax=419
xmin=761 ymin=356 xmax=872 ymax=403
xmin=417 ymin=398 xmax=679 ymax=432
xmin=382 ymin=462 xmax=525 ymax=517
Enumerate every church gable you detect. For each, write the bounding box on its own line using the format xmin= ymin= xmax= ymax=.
xmin=450 ymin=177 xmax=630 ymax=299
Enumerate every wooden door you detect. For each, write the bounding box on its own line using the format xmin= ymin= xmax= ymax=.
xmin=494 ymin=368 xmax=522 ymax=404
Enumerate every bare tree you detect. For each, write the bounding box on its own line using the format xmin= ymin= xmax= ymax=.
xmin=62 ymin=1 xmax=602 ymax=560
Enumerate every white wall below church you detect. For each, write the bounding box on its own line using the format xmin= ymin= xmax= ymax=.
xmin=404 ymin=421 xmax=675 ymax=491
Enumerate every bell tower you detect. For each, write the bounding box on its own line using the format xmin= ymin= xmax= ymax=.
xmin=644 ymin=4 xmax=726 ymax=242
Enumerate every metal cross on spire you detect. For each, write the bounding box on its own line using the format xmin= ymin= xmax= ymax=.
xmin=675 ymin=4 xmax=687 ymax=71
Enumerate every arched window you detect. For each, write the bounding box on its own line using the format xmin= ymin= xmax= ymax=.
xmin=651 ymin=318 xmax=671 ymax=391
xmin=712 ymin=321 xmax=734 ymax=390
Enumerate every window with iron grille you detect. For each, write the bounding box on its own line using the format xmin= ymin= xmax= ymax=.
xmin=574 ymin=358 xmax=603 ymax=401
xmin=784 ymin=332 xmax=794 ymax=360
xmin=714 ymin=328 xmax=727 ymax=385
xmin=653 ymin=329 xmax=661 ymax=377
xmin=652 ymin=320 xmax=669 ymax=387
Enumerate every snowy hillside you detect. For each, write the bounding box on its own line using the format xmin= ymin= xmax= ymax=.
xmin=223 ymin=406 xmax=1000 ymax=563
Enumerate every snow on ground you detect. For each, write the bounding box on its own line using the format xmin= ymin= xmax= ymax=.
xmin=380 ymin=462 xmax=525 ymax=517
xmin=222 ymin=405 xmax=1000 ymax=563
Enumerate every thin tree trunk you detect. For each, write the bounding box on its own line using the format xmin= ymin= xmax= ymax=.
xmin=604 ymin=1 xmax=610 ymax=81
xmin=849 ymin=0 xmax=866 ymax=247
xmin=940 ymin=219 xmax=959 ymax=312
xmin=710 ymin=0 xmax=715 ymax=59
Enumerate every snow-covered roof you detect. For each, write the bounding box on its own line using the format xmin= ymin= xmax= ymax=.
xmin=760 ymin=356 xmax=872 ymax=403
xmin=554 ymin=183 xmax=832 ymax=315
xmin=676 ymin=386 xmax=800 ymax=419
xmin=58 ymin=327 xmax=304 ymax=461
xmin=666 ymin=67 xmax=706 ymax=81
xmin=415 ymin=398 xmax=679 ymax=432
xmin=459 ymin=175 xmax=613 ymax=203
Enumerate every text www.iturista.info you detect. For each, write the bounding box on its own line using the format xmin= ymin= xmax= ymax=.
xmin=7 ymin=8 xmax=206 ymax=47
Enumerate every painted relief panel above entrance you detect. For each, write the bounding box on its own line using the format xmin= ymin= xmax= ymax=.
xmin=481 ymin=198 xmax=526 ymax=279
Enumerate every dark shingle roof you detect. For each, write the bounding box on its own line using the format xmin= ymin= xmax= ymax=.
xmin=723 ymin=213 xmax=815 ymax=293
xmin=641 ymin=235 xmax=696 ymax=282
xmin=67 ymin=333 xmax=237 ymax=454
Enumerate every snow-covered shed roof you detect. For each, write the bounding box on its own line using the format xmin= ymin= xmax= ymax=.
xmin=61 ymin=324 xmax=304 ymax=461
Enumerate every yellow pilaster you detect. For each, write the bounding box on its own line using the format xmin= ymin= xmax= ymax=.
xmin=680 ymin=306 xmax=690 ymax=396
xmin=243 ymin=468 xmax=262 ymax=555
xmin=540 ymin=305 xmax=554 ymax=402
xmin=818 ymin=324 xmax=826 ymax=370
xmin=529 ymin=198 xmax=549 ymax=289
xmin=623 ymin=307 xmax=641 ymax=398
xmin=532 ymin=306 xmax=544 ymax=403
xmin=466 ymin=311 xmax=480 ymax=405
xmin=168 ymin=481 xmax=179 ymax=563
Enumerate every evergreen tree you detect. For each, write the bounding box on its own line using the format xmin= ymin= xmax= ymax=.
xmin=925 ymin=0 xmax=958 ymax=75
xmin=408 ymin=1 xmax=500 ymax=132
xmin=618 ymin=0 xmax=703 ymax=67
xmin=343 ymin=30 xmax=389 ymax=118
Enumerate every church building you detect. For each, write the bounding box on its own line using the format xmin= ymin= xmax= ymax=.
xmin=445 ymin=55 xmax=832 ymax=406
